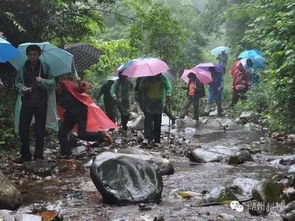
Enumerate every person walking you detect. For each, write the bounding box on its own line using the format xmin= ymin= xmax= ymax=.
xmin=229 ymin=58 xmax=253 ymax=107
xmin=97 ymin=79 xmax=117 ymax=122
xmin=217 ymin=51 xmax=229 ymax=67
xmin=15 ymin=45 xmax=58 ymax=163
xmin=138 ymin=73 xmax=172 ymax=144
xmin=179 ymin=73 xmax=205 ymax=124
xmin=111 ymin=73 xmax=133 ymax=130
xmin=204 ymin=67 xmax=224 ymax=116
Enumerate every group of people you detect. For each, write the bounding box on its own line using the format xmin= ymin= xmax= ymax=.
xmin=12 ymin=45 xmax=257 ymax=163
xmin=14 ymin=45 xmax=115 ymax=163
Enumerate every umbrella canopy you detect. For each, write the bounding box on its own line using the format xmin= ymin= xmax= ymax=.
xmin=181 ymin=67 xmax=212 ymax=85
xmin=115 ymin=59 xmax=138 ymax=75
xmin=121 ymin=57 xmax=169 ymax=78
xmin=9 ymin=42 xmax=73 ymax=76
xmin=238 ymin=49 xmax=263 ymax=59
xmin=196 ymin=62 xmax=225 ymax=73
xmin=0 ymin=37 xmax=21 ymax=63
xmin=64 ymin=43 xmax=100 ymax=73
xmin=211 ymin=46 xmax=231 ymax=57
xmin=241 ymin=55 xmax=266 ymax=69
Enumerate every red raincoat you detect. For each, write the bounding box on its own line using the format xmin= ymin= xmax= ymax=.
xmin=230 ymin=61 xmax=250 ymax=92
xmin=57 ymin=80 xmax=118 ymax=132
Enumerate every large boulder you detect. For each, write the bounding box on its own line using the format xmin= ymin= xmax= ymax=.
xmin=252 ymin=179 xmax=283 ymax=203
xmin=0 ymin=171 xmax=21 ymax=209
xmin=239 ymin=111 xmax=253 ymax=124
xmin=230 ymin=178 xmax=259 ymax=198
xmin=90 ymin=152 xmax=163 ymax=205
xmin=204 ymin=186 xmax=237 ymax=203
xmin=119 ymin=147 xmax=174 ymax=175
xmin=189 ymin=146 xmax=237 ymax=163
xmin=225 ymin=151 xmax=253 ymax=165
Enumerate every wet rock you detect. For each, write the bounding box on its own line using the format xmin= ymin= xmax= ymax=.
xmin=71 ymin=145 xmax=88 ymax=157
xmin=119 ymin=147 xmax=174 ymax=176
xmin=90 ymin=152 xmax=163 ymax=205
xmin=271 ymin=132 xmax=287 ymax=142
xmin=184 ymin=127 xmax=196 ymax=134
xmin=0 ymin=210 xmax=15 ymax=221
xmin=280 ymin=158 xmax=295 ymax=166
xmin=282 ymin=201 xmax=295 ymax=221
xmin=230 ymin=177 xmax=259 ymax=198
xmin=129 ymin=115 xmax=145 ymax=130
xmin=217 ymin=213 xmax=235 ymax=221
xmin=23 ymin=160 xmax=56 ymax=177
xmin=189 ymin=146 xmax=236 ymax=163
xmin=226 ymin=151 xmax=253 ymax=165
xmin=239 ymin=111 xmax=253 ymax=124
xmin=15 ymin=214 xmax=42 ymax=221
xmin=244 ymin=123 xmax=260 ymax=131
xmin=252 ymin=179 xmax=283 ymax=203
xmin=204 ymin=186 xmax=237 ymax=203
xmin=283 ymin=187 xmax=295 ymax=203
xmin=288 ymin=165 xmax=295 ymax=173
xmin=287 ymin=134 xmax=295 ymax=143
xmin=0 ymin=171 xmax=21 ymax=209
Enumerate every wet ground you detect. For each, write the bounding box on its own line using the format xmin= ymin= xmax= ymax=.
xmin=1 ymin=116 xmax=294 ymax=221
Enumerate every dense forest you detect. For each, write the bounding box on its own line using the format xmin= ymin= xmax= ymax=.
xmin=0 ymin=0 xmax=294 ymax=148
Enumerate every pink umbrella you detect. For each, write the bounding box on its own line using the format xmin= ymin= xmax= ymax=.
xmin=122 ymin=58 xmax=169 ymax=78
xmin=181 ymin=67 xmax=212 ymax=85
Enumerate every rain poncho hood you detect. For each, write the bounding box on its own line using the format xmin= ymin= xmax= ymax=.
xmin=59 ymin=80 xmax=117 ymax=131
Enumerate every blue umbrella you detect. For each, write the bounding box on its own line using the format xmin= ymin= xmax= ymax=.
xmin=241 ymin=55 xmax=266 ymax=69
xmin=238 ymin=49 xmax=263 ymax=59
xmin=9 ymin=42 xmax=73 ymax=76
xmin=0 ymin=37 xmax=21 ymax=63
xmin=211 ymin=46 xmax=231 ymax=57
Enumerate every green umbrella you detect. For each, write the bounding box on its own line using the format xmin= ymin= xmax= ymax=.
xmin=9 ymin=42 xmax=73 ymax=76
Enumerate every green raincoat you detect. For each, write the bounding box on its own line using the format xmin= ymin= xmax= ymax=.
xmin=110 ymin=79 xmax=133 ymax=116
xmin=15 ymin=62 xmax=58 ymax=133
xmin=138 ymin=75 xmax=172 ymax=114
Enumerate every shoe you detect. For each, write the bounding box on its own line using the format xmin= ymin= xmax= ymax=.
xmin=14 ymin=156 xmax=32 ymax=164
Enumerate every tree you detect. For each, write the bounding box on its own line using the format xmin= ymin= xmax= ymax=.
xmin=0 ymin=0 xmax=115 ymax=46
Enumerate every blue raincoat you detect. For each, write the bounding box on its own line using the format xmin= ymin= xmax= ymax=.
xmin=208 ymin=70 xmax=223 ymax=102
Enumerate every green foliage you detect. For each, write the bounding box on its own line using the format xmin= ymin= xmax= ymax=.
xmin=84 ymin=39 xmax=139 ymax=97
xmin=243 ymin=0 xmax=295 ymax=132
xmin=0 ymin=90 xmax=18 ymax=149
xmin=127 ymin=0 xmax=186 ymax=70
xmin=0 ymin=0 xmax=115 ymax=45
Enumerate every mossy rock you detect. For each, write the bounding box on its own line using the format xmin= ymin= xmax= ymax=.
xmin=252 ymin=179 xmax=283 ymax=203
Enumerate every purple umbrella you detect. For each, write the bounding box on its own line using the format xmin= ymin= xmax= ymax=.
xmin=196 ymin=63 xmax=225 ymax=73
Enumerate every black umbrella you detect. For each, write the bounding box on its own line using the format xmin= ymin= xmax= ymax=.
xmin=65 ymin=43 xmax=100 ymax=73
